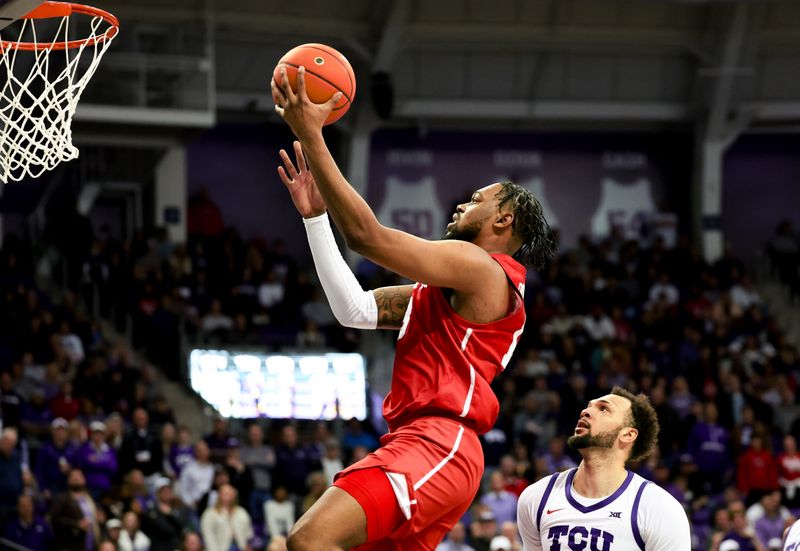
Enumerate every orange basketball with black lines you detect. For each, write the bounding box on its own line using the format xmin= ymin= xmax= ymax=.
xmin=273 ymin=43 xmax=356 ymax=125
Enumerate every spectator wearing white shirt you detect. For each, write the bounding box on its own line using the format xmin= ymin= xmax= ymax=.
xmin=648 ymin=273 xmax=679 ymax=306
xmin=117 ymin=511 xmax=151 ymax=551
xmin=581 ymin=305 xmax=615 ymax=342
xmin=178 ymin=441 xmax=214 ymax=510
xmin=320 ymin=439 xmax=344 ymax=486
xmin=57 ymin=321 xmax=85 ymax=365
xmin=264 ymin=485 xmax=295 ymax=539
xmin=200 ymin=299 xmax=234 ymax=334
xmin=730 ymin=275 xmax=762 ymax=310
xmin=258 ymin=271 xmax=285 ymax=311
xmin=200 ymin=484 xmax=253 ymax=551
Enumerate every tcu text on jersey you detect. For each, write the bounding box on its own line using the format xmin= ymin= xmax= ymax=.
xmin=547 ymin=525 xmax=614 ymax=551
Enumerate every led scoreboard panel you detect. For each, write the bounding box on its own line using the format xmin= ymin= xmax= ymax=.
xmin=189 ymin=349 xmax=367 ymax=420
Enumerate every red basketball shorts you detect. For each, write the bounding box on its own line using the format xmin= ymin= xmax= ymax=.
xmin=333 ymin=417 xmax=483 ymax=551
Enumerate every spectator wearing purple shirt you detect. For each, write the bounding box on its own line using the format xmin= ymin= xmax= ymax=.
xmin=20 ymin=389 xmax=54 ymax=439
xmin=479 ymin=472 xmax=518 ymax=527
xmin=3 ymin=495 xmax=52 ymax=551
xmin=35 ymin=417 xmax=76 ymax=497
xmin=125 ymin=469 xmax=155 ymax=513
xmin=72 ymin=421 xmax=118 ymax=498
xmin=169 ymin=425 xmax=195 ymax=478
xmin=539 ymin=436 xmax=577 ymax=474
xmin=274 ymin=425 xmax=318 ymax=497
xmin=204 ymin=417 xmax=239 ymax=464
xmin=754 ymin=491 xmax=788 ymax=548
xmin=653 ymin=463 xmax=687 ymax=507
xmin=721 ymin=508 xmax=763 ymax=551
xmin=668 ymin=376 xmax=695 ymax=421
xmin=688 ymin=401 xmax=732 ymax=493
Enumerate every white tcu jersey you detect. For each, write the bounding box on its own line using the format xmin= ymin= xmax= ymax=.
xmin=785 ymin=519 xmax=800 ymax=551
xmin=517 ymin=468 xmax=690 ymax=551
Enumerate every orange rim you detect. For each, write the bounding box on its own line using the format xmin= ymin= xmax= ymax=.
xmin=1 ymin=1 xmax=118 ymax=51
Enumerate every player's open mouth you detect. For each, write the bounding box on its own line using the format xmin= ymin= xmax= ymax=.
xmin=575 ymin=420 xmax=590 ymax=431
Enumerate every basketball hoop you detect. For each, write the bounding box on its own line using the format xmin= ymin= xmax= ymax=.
xmin=0 ymin=1 xmax=118 ymax=183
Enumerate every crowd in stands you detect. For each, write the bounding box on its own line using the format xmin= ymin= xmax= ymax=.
xmin=0 ymin=192 xmax=799 ymax=551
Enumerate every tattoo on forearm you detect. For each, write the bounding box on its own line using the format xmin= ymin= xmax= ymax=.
xmin=374 ymin=287 xmax=411 ymax=329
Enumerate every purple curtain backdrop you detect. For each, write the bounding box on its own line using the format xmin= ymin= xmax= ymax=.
xmin=366 ymin=129 xmax=692 ymax=248
xmin=723 ymin=135 xmax=800 ymax=262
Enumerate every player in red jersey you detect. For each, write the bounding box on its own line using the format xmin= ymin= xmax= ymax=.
xmin=272 ymin=67 xmax=555 ymax=551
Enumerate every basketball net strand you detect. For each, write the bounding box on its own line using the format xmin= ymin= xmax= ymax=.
xmin=0 ymin=10 xmax=116 ymax=183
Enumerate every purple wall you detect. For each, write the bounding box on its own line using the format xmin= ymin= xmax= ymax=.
xmin=723 ymin=136 xmax=800 ymax=262
xmin=367 ymin=129 xmax=692 ymax=248
xmin=187 ymin=124 xmax=332 ymax=267
xmin=188 ymin=125 xmax=706 ymax=264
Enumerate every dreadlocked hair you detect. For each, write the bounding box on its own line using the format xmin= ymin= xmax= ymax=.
xmin=495 ymin=181 xmax=557 ymax=270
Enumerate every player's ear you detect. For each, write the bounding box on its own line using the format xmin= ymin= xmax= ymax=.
xmin=494 ymin=211 xmax=514 ymax=229
xmin=620 ymin=428 xmax=638 ymax=444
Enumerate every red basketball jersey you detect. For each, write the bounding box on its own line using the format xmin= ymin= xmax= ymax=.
xmin=383 ymin=254 xmax=527 ymax=435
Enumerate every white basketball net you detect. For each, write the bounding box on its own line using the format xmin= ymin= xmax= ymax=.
xmin=0 ymin=6 xmax=117 ymax=183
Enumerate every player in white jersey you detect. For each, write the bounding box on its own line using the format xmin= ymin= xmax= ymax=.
xmin=785 ymin=519 xmax=800 ymax=551
xmin=517 ymin=386 xmax=690 ymax=550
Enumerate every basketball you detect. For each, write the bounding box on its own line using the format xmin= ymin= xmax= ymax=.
xmin=273 ymin=43 xmax=356 ymax=125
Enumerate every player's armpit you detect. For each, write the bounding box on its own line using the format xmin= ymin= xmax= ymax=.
xmin=373 ymin=285 xmax=413 ymax=330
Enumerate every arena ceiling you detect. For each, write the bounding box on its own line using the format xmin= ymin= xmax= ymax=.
xmin=80 ymin=0 xmax=800 ymax=131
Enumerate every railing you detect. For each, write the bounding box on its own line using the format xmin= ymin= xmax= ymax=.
xmin=0 ymin=537 xmax=34 ymax=551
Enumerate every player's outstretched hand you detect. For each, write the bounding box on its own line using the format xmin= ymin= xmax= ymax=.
xmin=278 ymin=140 xmax=326 ymax=219
xmin=272 ymin=65 xmax=341 ymax=141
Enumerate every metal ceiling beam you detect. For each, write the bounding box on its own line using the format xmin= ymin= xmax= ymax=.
xmin=395 ymin=99 xmax=691 ymax=121
xmin=751 ymin=101 xmax=800 ymax=120
xmin=76 ymin=105 xmax=215 ymax=127
xmin=405 ymin=24 xmax=704 ymax=55
xmin=111 ymin=5 xmax=370 ymax=38
xmin=706 ymin=2 xmax=750 ymax=141
xmin=373 ymin=0 xmax=410 ymax=73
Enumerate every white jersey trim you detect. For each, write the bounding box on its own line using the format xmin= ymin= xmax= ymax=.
xmin=460 ymin=365 xmax=476 ymax=418
xmin=385 ymin=471 xmax=416 ymax=521
xmin=501 ymin=325 xmax=525 ymax=369
xmin=397 ymin=283 xmax=418 ymax=340
xmin=413 ymin=425 xmax=464 ymax=492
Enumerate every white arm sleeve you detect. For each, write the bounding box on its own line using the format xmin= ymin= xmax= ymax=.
xmin=638 ymin=483 xmax=692 ymax=551
xmin=303 ymin=213 xmax=378 ymax=330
